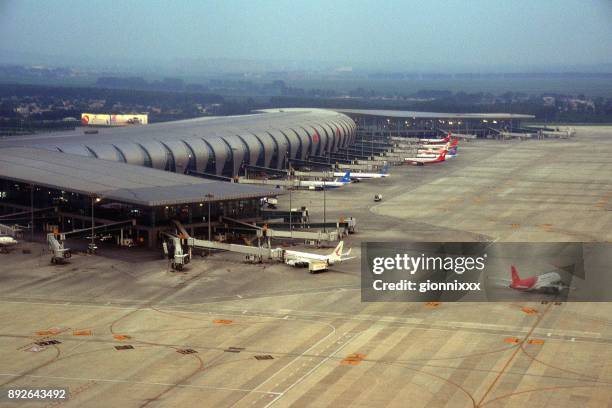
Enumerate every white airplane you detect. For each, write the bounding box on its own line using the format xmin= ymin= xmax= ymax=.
xmin=405 ymin=151 xmax=447 ymax=165
xmin=508 ymin=265 xmax=570 ymax=293
xmin=284 ymin=241 xmax=354 ymax=270
xmin=298 ymin=171 xmax=352 ymax=189
xmin=333 ymin=164 xmax=390 ymax=180
xmin=417 ymin=147 xmax=447 ymax=156
xmin=419 ymin=134 xmax=451 ymax=144
xmin=420 ymin=138 xmax=459 ymax=150
xmin=0 ymin=234 xmax=18 ymax=250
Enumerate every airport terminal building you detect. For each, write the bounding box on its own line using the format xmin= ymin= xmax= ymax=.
xmin=1 ymin=108 xmax=356 ymax=178
xmin=0 ymin=109 xmax=356 ymax=246
xmin=0 ymin=107 xmax=533 ymax=248
xmin=338 ymin=109 xmax=535 ymax=138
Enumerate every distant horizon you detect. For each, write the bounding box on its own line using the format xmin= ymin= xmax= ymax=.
xmin=1 ymin=1 xmax=611 ymax=75
xmin=1 ymin=48 xmax=612 ymax=77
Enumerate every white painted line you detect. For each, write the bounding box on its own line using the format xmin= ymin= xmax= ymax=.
xmin=228 ymin=322 xmax=338 ymax=407
xmin=265 ymin=331 xmax=363 ymax=408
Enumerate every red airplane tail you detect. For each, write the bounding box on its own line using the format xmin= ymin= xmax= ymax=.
xmin=436 ymin=151 xmax=447 ymax=162
xmin=511 ymin=265 xmax=520 ymax=284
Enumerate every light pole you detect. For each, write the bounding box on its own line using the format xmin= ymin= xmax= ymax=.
xmin=323 ymin=178 xmax=326 ymax=233
xmin=289 ymin=170 xmax=293 ymax=239
xmin=30 ymin=184 xmax=34 ymax=242
xmin=90 ymin=196 xmax=100 ymax=254
xmin=205 ymin=193 xmax=214 ymax=243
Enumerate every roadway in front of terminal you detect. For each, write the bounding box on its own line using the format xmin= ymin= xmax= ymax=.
xmin=0 ymin=126 xmax=611 ymax=407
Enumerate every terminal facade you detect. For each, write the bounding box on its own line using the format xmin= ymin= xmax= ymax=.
xmin=0 ymin=109 xmax=355 ymax=247
xmin=5 ymin=108 xmax=356 ymax=178
xmin=338 ymin=109 xmax=535 ymax=138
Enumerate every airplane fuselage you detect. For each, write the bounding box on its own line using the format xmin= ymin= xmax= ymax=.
xmin=285 ymin=250 xmax=332 ymax=265
xmin=511 ymin=272 xmax=563 ymax=291
xmin=333 ymin=172 xmax=388 ymax=180
xmin=298 ymin=180 xmax=347 ymax=189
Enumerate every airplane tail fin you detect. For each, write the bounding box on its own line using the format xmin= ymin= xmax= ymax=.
xmin=340 ymin=171 xmax=351 ymax=183
xmin=436 ymin=151 xmax=447 ymax=162
xmin=511 ymin=265 xmax=520 ymax=284
xmin=332 ymin=241 xmax=344 ymax=259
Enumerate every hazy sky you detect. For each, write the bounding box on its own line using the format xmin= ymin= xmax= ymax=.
xmin=1 ymin=0 xmax=611 ymax=71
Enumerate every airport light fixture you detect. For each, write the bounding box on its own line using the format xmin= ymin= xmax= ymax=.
xmin=323 ymin=178 xmax=326 ymax=233
xmin=30 ymin=184 xmax=34 ymax=241
xmin=289 ymin=168 xmax=293 ymax=239
xmin=90 ymin=195 xmax=101 ymax=254
xmin=205 ymin=193 xmax=214 ymax=243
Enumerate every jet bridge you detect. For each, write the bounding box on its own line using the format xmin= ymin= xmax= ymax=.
xmin=47 ymin=219 xmax=135 ymax=263
xmin=162 ymin=232 xmax=191 ymax=271
xmin=185 ymin=237 xmax=284 ymax=262
xmin=168 ymin=220 xmax=284 ymax=263
xmin=221 ymin=216 xmax=340 ymax=245
xmin=0 ymin=223 xmax=21 ymax=237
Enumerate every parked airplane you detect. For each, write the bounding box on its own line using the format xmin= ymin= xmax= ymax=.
xmin=298 ymin=171 xmax=352 ymax=189
xmin=333 ymin=164 xmax=390 ymax=180
xmin=448 ymin=132 xmax=477 ymax=140
xmin=0 ymin=234 xmax=18 ymax=250
xmin=420 ymin=138 xmax=459 ymax=150
xmin=419 ymin=134 xmax=451 ymax=144
xmin=284 ymin=241 xmax=354 ymax=270
xmin=404 ymin=151 xmax=447 ymax=165
xmin=508 ymin=265 xmax=570 ymax=293
xmin=446 ymin=148 xmax=458 ymax=158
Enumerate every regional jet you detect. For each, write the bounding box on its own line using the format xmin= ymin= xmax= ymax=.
xmin=284 ymin=241 xmax=354 ymax=270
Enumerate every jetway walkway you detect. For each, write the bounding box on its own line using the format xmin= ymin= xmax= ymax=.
xmin=53 ymin=219 xmax=135 ymax=241
xmin=0 ymin=223 xmax=21 ymax=237
xmin=185 ymin=237 xmax=284 ymax=261
xmin=221 ymin=216 xmax=340 ymax=245
xmin=47 ymin=219 xmax=135 ymax=263
xmin=237 ymin=178 xmax=299 ymax=187
xmin=170 ymin=220 xmax=283 ymax=262
xmin=256 ymin=218 xmax=357 ymax=235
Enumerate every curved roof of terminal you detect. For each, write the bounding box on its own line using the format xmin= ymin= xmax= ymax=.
xmin=0 ymin=108 xmax=348 ymax=148
xmin=334 ymin=109 xmax=535 ymax=120
xmin=0 ymin=108 xmax=352 ymax=206
xmin=0 ymin=147 xmax=283 ymax=207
